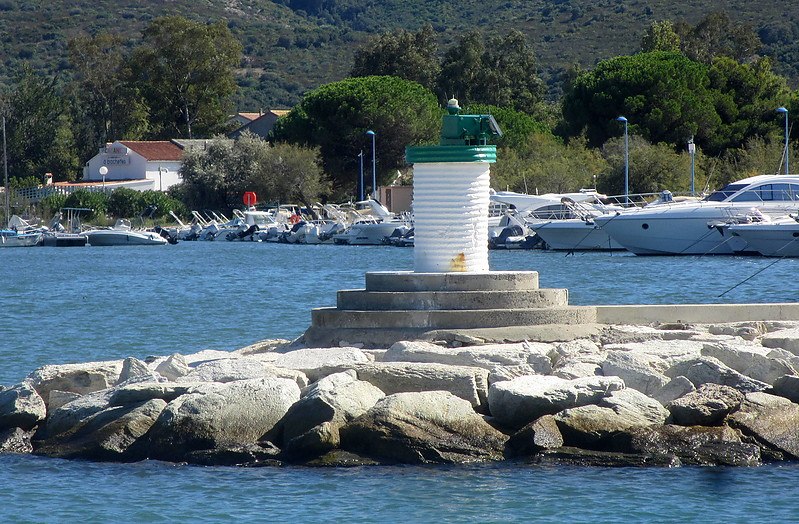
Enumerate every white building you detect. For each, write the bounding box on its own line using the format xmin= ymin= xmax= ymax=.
xmin=82 ymin=141 xmax=185 ymax=191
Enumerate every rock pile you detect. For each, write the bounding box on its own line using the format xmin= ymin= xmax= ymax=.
xmin=4 ymin=322 xmax=799 ymax=467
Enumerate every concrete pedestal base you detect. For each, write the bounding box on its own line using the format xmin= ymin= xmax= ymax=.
xmin=299 ymin=271 xmax=598 ymax=348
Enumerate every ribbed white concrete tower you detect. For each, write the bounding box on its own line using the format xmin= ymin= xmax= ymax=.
xmin=406 ymin=99 xmax=499 ymax=273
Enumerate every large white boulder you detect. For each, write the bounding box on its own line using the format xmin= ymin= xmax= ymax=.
xmin=179 ymin=358 xmax=308 ymax=388
xmin=340 ymin=391 xmax=507 ymax=464
xmin=278 ymin=370 xmax=385 ymax=456
xmin=43 ymin=389 xmax=115 ymax=438
xmin=354 ymin=362 xmax=489 ymax=410
xmin=0 ymin=380 xmax=47 ymax=431
xmin=117 ymin=357 xmax=164 ymax=385
xmin=488 ymin=375 xmax=625 ymax=430
xmin=383 ymin=340 xmax=552 ymax=374
xmin=272 ymin=347 xmax=370 ymax=382
xmin=34 ymin=399 xmax=167 ymax=461
xmin=603 ymin=339 xmax=704 ymax=367
xmin=154 ymin=354 xmax=190 ymax=380
xmin=701 ymin=341 xmax=796 ymax=385
xmin=665 ymin=356 xmax=769 ymax=392
xmin=145 ymin=377 xmax=300 ymax=462
xmin=550 ymin=339 xmax=605 ymax=379
xmin=601 ymin=350 xmax=669 ymax=396
xmin=727 ymin=392 xmax=799 ymax=460
xmin=554 ymin=388 xmax=669 ymax=448
xmin=667 ymin=383 xmax=744 ymax=426
xmin=761 ymin=328 xmax=799 ymax=355
xmin=28 ymin=361 xmax=123 ymax=406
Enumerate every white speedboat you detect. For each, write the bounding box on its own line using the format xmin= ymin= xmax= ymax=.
xmin=84 ymin=220 xmax=168 ymax=246
xmin=594 ymin=175 xmax=799 ymax=255
xmin=225 ymin=208 xmax=289 ymax=241
xmin=332 ymin=199 xmax=411 ymax=245
xmin=727 ymin=215 xmax=799 ymax=257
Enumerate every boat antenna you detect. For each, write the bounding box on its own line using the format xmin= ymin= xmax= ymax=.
xmin=3 ymin=115 xmax=8 ymax=229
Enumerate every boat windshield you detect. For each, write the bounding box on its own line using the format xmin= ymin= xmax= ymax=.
xmin=705 ymin=182 xmax=799 ymax=202
xmin=704 ymin=184 xmax=747 ymax=201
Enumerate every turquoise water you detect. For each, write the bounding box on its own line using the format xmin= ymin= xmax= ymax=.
xmin=2 ymin=243 xmax=799 ymax=521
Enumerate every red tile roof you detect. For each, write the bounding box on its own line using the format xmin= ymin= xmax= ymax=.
xmin=120 ymin=141 xmax=184 ymax=161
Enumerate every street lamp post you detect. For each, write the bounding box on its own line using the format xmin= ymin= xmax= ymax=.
xmin=158 ymin=166 xmax=168 ymax=191
xmin=616 ymin=116 xmax=629 ymax=204
xmin=358 ymin=150 xmax=364 ymax=201
xmin=688 ymin=137 xmax=696 ymax=196
xmin=777 ymin=107 xmax=789 ymax=175
xmin=99 ymin=165 xmax=108 ymax=192
xmin=366 ymin=130 xmax=376 ymax=200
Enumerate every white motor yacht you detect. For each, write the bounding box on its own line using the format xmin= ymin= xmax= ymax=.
xmin=727 ymin=214 xmax=799 ymax=257
xmin=594 ymin=175 xmax=799 ymax=255
xmin=84 ymin=220 xmax=168 ymax=246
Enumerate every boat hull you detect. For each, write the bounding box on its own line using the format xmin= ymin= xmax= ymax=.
xmin=0 ymin=231 xmax=42 ymax=247
xmin=728 ymin=220 xmax=799 ymax=257
xmin=84 ymin=230 xmax=167 ymax=246
xmin=532 ymin=220 xmax=624 ymax=251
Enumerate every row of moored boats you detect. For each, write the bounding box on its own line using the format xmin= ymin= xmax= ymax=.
xmin=5 ymin=173 xmax=799 ymax=256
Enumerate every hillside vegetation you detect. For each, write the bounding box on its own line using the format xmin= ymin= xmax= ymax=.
xmin=1 ymin=0 xmax=798 ymax=109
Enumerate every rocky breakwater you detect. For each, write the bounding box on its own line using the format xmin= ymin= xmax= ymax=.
xmin=4 ymin=322 xmax=799 ymax=467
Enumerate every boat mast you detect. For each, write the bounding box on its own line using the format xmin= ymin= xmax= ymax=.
xmin=2 ymin=116 xmax=8 ymax=228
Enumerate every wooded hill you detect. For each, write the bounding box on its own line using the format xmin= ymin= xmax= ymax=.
xmin=1 ymin=0 xmax=798 ymax=109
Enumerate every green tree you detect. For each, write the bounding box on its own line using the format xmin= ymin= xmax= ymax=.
xmin=491 ymin=134 xmax=608 ymax=194
xmin=641 ymin=21 xmax=681 ymax=52
xmin=438 ymin=31 xmax=484 ymax=104
xmin=178 ymin=139 xmax=235 ymax=210
xmin=561 ymin=52 xmax=718 ymax=151
xmin=600 ymin=136 xmax=698 ymax=195
xmin=129 ymin=16 xmax=242 ymax=139
xmin=66 ymin=33 xmax=149 ymax=161
xmin=677 ymin=12 xmax=761 ymax=64
xmin=707 ymin=135 xmax=794 ymax=188
xmin=350 ymin=25 xmax=440 ymax=91
xmin=176 ymin=135 xmax=330 ymax=212
xmin=2 ymin=65 xmax=80 ymax=182
xmin=272 ymin=75 xmax=440 ymax=197
xmin=260 ymin=142 xmax=331 ymax=213
xmin=438 ymin=30 xmax=545 ymax=114
xmin=706 ymin=56 xmax=792 ymax=154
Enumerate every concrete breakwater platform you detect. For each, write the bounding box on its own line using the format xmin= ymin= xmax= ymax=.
xmin=301 ymin=270 xmax=799 ymax=348
xmin=302 ymin=271 xmax=597 ymax=347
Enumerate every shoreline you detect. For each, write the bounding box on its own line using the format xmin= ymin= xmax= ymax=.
xmin=3 ymin=318 xmax=799 ymax=468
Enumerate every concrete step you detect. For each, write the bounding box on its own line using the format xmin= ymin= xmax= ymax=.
xmin=337 ymin=288 xmax=568 ymax=311
xmin=311 ymin=306 xmax=596 ymax=330
xmin=365 ymin=271 xmax=539 ymax=292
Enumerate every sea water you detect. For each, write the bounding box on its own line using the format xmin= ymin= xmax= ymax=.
xmin=1 ymin=243 xmax=798 ymax=522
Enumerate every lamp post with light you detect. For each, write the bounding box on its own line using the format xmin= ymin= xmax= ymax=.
xmin=99 ymin=165 xmax=108 ymax=192
xmin=366 ymin=130 xmax=376 ymax=200
xmin=777 ymin=107 xmax=789 ymax=175
xmin=688 ymin=137 xmax=696 ymax=196
xmin=358 ymin=150 xmax=364 ymax=201
xmin=616 ymin=116 xmax=629 ymax=204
